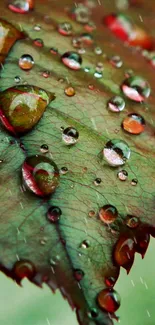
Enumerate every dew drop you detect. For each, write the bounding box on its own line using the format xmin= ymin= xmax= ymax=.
xmin=99 ymin=205 xmax=118 ymax=224
xmin=60 ymin=167 xmax=68 ymax=175
xmin=0 ymin=85 xmax=54 ymax=134
xmin=50 ymin=47 xmax=58 ymax=55
xmin=94 ymin=178 xmax=102 ymax=186
xmin=125 ymin=215 xmax=139 ymax=228
xmin=122 ymin=113 xmax=145 ymax=135
xmin=105 ymin=276 xmax=116 ymax=287
xmin=33 ymin=38 xmax=44 ymax=47
xmin=64 ymin=86 xmax=75 ymax=97
xmin=22 ymin=155 xmax=59 ymax=197
xmin=47 ymin=206 xmax=62 ymax=223
xmin=74 ymin=269 xmax=84 ymax=281
xmin=40 ymin=144 xmax=49 ymax=154
xmin=14 ymin=76 xmax=21 ymax=84
xmin=80 ymin=239 xmax=90 ymax=249
xmin=135 ymin=231 xmax=150 ymax=258
xmin=121 ymin=76 xmax=150 ymax=102
xmin=114 ymin=235 xmax=135 ymax=272
xmin=58 ymin=22 xmax=73 ymax=36
xmin=13 ymin=260 xmax=36 ymax=281
xmin=62 ymin=127 xmax=79 ymax=145
xmin=97 ymin=288 xmax=121 ymax=313
xmin=19 ymin=54 xmax=34 ymax=71
xmin=34 ymin=24 xmax=41 ymax=31
xmin=94 ymin=46 xmax=102 ymax=55
xmin=42 ymin=71 xmax=50 ymax=78
xmin=8 ymin=0 xmax=33 ymax=13
xmin=103 ymin=139 xmax=131 ymax=167
xmin=71 ymin=4 xmax=90 ymax=24
xmin=84 ymin=21 xmax=96 ymax=32
xmin=84 ymin=66 xmax=90 ymax=73
xmin=88 ymin=308 xmax=98 ymax=319
xmin=131 ymin=178 xmax=138 ymax=186
xmin=94 ymin=70 xmax=102 ymax=79
xmin=88 ymin=210 xmax=95 ymax=217
xmin=117 ymin=169 xmax=128 ymax=181
xmin=61 ymin=51 xmax=82 ymax=70
xmin=109 ymin=55 xmax=123 ymax=68
xmin=108 ymin=96 xmax=125 ymax=112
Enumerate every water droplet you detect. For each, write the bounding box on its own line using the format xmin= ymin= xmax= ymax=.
xmin=62 ymin=127 xmax=79 ymax=145
xmin=105 ymin=276 xmax=116 ymax=287
xmin=122 ymin=113 xmax=145 ymax=135
xmin=88 ymin=308 xmax=98 ymax=319
xmin=103 ymin=139 xmax=131 ymax=167
xmin=13 ymin=260 xmax=36 ymax=281
xmin=94 ymin=70 xmax=103 ymax=79
xmin=94 ymin=178 xmax=102 ymax=186
xmin=121 ymin=76 xmax=150 ymax=102
xmin=61 ymin=51 xmax=82 ymax=70
xmin=42 ymin=71 xmax=50 ymax=78
xmin=88 ymin=84 xmax=94 ymax=90
xmin=125 ymin=215 xmax=139 ymax=228
xmin=19 ymin=54 xmax=34 ymax=71
xmin=135 ymin=231 xmax=150 ymax=258
xmin=88 ymin=210 xmax=95 ymax=217
xmin=131 ymin=178 xmax=138 ymax=186
xmin=33 ymin=38 xmax=44 ymax=47
xmin=74 ymin=269 xmax=84 ymax=281
xmin=40 ymin=144 xmax=49 ymax=154
xmin=50 ymin=47 xmax=58 ymax=55
xmin=84 ymin=67 xmax=90 ymax=73
xmin=104 ymin=14 xmax=152 ymax=50
xmin=109 ymin=55 xmax=123 ymax=68
xmin=60 ymin=167 xmax=68 ymax=175
xmin=50 ymin=255 xmax=60 ymax=266
xmin=99 ymin=205 xmax=118 ymax=224
xmin=84 ymin=21 xmax=96 ymax=32
xmin=117 ymin=169 xmax=128 ymax=181
xmin=47 ymin=206 xmax=62 ymax=223
xmin=34 ymin=24 xmax=41 ymax=31
xmin=94 ymin=46 xmax=102 ymax=55
xmin=8 ymin=0 xmax=34 ymax=13
xmin=64 ymin=86 xmax=75 ymax=97
xmin=98 ymin=288 xmax=121 ymax=313
xmin=14 ymin=76 xmax=21 ymax=84
xmin=0 ymin=85 xmax=54 ymax=134
xmin=22 ymin=155 xmax=59 ymax=197
xmin=114 ymin=235 xmax=135 ymax=272
xmin=71 ymin=4 xmax=90 ymax=24
xmin=58 ymin=22 xmax=73 ymax=36
xmin=73 ymin=33 xmax=94 ymax=48
xmin=108 ymin=96 xmax=125 ymax=112
xmin=80 ymin=239 xmax=90 ymax=248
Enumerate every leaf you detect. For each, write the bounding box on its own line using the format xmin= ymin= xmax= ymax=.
xmin=0 ymin=1 xmax=155 ymax=325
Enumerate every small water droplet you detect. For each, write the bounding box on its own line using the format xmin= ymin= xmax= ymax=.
xmin=94 ymin=46 xmax=102 ymax=55
xmin=88 ymin=84 xmax=94 ymax=90
xmin=108 ymin=96 xmax=125 ymax=112
xmin=33 ymin=38 xmax=44 ymax=47
xmin=125 ymin=215 xmax=139 ymax=228
xmin=109 ymin=55 xmax=123 ymax=68
xmin=80 ymin=239 xmax=90 ymax=248
xmin=103 ymin=139 xmax=131 ymax=167
xmin=64 ymin=86 xmax=75 ymax=97
xmin=58 ymin=22 xmax=73 ymax=36
xmin=114 ymin=235 xmax=135 ymax=272
xmin=50 ymin=255 xmax=60 ymax=266
xmin=8 ymin=0 xmax=33 ymax=13
xmin=60 ymin=166 xmax=68 ymax=175
xmin=98 ymin=288 xmax=121 ymax=312
xmin=19 ymin=54 xmax=34 ymax=71
xmin=42 ymin=71 xmax=50 ymax=78
xmin=14 ymin=76 xmax=21 ymax=83
xmin=62 ymin=127 xmax=79 ymax=145
xmin=22 ymin=155 xmax=59 ymax=197
xmin=121 ymin=76 xmax=150 ymax=102
xmin=61 ymin=51 xmax=82 ymax=70
xmin=84 ymin=66 xmax=90 ymax=73
xmin=84 ymin=21 xmax=96 ymax=32
xmin=71 ymin=4 xmax=90 ymax=24
xmin=99 ymin=205 xmax=118 ymax=224
xmin=94 ymin=70 xmax=102 ymax=79
xmin=50 ymin=47 xmax=58 ymax=55
xmin=135 ymin=231 xmax=150 ymax=258
xmin=88 ymin=308 xmax=98 ymax=319
xmin=40 ymin=144 xmax=49 ymax=154
xmin=117 ymin=169 xmax=128 ymax=181
xmin=131 ymin=178 xmax=138 ymax=186
xmin=88 ymin=210 xmax=95 ymax=217
xmin=74 ymin=269 xmax=84 ymax=281
xmin=13 ymin=260 xmax=36 ymax=281
xmin=47 ymin=206 xmax=62 ymax=223
xmin=34 ymin=24 xmax=41 ymax=31
xmin=94 ymin=178 xmax=102 ymax=186
xmin=122 ymin=113 xmax=145 ymax=134
xmin=105 ymin=276 xmax=116 ymax=287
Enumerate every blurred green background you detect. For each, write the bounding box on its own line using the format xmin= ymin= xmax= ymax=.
xmin=0 ymin=238 xmax=155 ymax=325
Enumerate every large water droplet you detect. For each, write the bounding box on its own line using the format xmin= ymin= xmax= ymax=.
xmin=62 ymin=127 xmax=79 ymax=145
xmin=108 ymin=96 xmax=125 ymax=112
xmin=0 ymin=85 xmax=54 ymax=135
xmin=99 ymin=205 xmax=118 ymax=224
xmin=13 ymin=260 xmax=36 ymax=281
xmin=8 ymin=0 xmax=34 ymax=13
xmin=103 ymin=139 xmax=131 ymax=167
xmin=61 ymin=51 xmax=82 ymax=70
xmin=122 ymin=113 xmax=145 ymax=134
xmin=114 ymin=235 xmax=135 ymax=272
xmin=22 ymin=155 xmax=59 ymax=197
xmin=98 ymin=288 xmax=121 ymax=313
xmin=121 ymin=76 xmax=150 ymax=102
xmin=19 ymin=54 xmax=34 ymax=70
xmin=58 ymin=22 xmax=73 ymax=36
xmin=47 ymin=206 xmax=62 ymax=223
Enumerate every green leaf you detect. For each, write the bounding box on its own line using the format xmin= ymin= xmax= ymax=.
xmin=0 ymin=1 xmax=155 ymax=325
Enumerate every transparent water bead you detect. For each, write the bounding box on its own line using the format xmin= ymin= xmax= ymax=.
xmin=103 ymin=139 xmax=131 ymax=166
